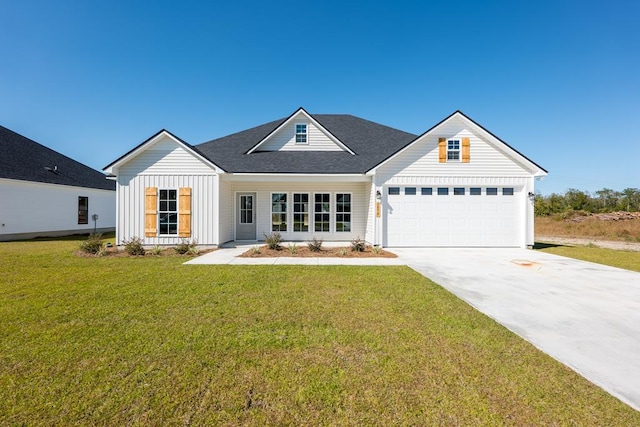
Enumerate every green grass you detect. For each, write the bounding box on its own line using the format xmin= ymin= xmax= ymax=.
xmin=2 ymin=238 xmax=639 ymax=425
xmin=536 ymin=243 xmax=640 ymax=272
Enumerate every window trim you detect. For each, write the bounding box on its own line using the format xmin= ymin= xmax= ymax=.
xmin=447 ymin=139 xmax=461 ymax=162
xmin=335 ymin=192 xmax=352 ymax=233
xmin=293 ymin=192 xmax=309 ymax=232
xmin=158 ymin=188 xmax=178 ymax=235
xmin=313 ymin=192 xmax=331 ymax=233
xmin=270 ymin=192 xmax=288 ymax=232
xmin=78 ymin=196 xmax=88 ymax=224
xmin=294 ymin=123 xmax=308 ymax=144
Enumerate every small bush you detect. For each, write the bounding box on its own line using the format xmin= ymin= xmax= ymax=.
xmin=350 ymin=236 xmax=366 ymax=252
xmin=338 ymin=248 xmax=347 ymax=256
xmin=371 ymin=246 xmax=382 ymax=255
xmin=287 ymin=243 xmax=298 ymax=254
xmin=251 ymin=246 xmax=261 ymax=254
xmin=176 ymin=239 xmax=198 ymax=255
xmin=79 ymin=233 xmax=104 ymax=255
xmin=150 ymin=245 xmax=163 ymax=255
xmin=308 ymin=237 xmax=323 ymax=252
xmin=264 ymin=232 xmax=282 ymax=250
xmin=123 ymin=237 xmax=145 ymax=256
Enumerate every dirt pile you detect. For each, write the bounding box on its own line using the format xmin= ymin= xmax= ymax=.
xmin=567 ymin=211 xmax=640 ymax=223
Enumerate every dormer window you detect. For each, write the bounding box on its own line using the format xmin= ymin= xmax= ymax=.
xmin=447 ymin=139 xmax=460 ymax=161
xmin=295 ymin=123 xmax=308 ymax=144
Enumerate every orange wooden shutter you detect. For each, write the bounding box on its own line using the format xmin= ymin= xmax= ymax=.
xmin=145 ymin=187 xmax=158 ymax=237
xmin=438 ymin=138 xmax=447 ymax=163
xmin=178 ymin=187 xmax=191 ymax=238
xmin=462 ymin=137 xmax=470 ymax=163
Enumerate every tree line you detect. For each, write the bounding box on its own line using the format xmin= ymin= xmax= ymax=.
xmin=535 ymin=188 xmax=640 ymax=216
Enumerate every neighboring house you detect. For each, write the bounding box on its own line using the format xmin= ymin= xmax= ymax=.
xmin=0 ymin=125 xmax=116 ymax=241
xmin=103 ymin=108 xmax=547 ymax=248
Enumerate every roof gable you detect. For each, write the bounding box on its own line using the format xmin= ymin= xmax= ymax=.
xmin=0 ymin=125 xmax=115 ymax=191
xmin=246 ymin=108 xmax=355 ymax=155
xmin=369 ymin=111 xmax=547 ymax=176
xmin=103 ymin=129 xmax=223 ymax=174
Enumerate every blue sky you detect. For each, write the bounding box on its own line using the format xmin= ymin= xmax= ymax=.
xmin=1 ymin=0 xmax=638 ymax=195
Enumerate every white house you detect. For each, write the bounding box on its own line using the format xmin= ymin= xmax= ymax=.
xmin=0 ymin=125 xmax=116 ymax=241
xmin=103 ymin=109 xmax=547 ymax=248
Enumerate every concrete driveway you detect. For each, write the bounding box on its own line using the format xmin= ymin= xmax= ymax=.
xmin=391 ymin=247 xmax=640 ymax=411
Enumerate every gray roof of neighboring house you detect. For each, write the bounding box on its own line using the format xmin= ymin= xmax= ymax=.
xmin=0 ymin=125 xmax=115 ymax=191
xmin=196 ymin=114 xmax=418 ymax=173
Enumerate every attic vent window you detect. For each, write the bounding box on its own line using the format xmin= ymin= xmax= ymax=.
xmin=295 ymin=123 xmax=308 ymax=144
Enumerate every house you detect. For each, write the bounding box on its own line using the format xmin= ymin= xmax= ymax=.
xmin=0 ymin=125 xmax=116 ymax=241
xmin=103 ymin=108 xmax=547 ymax=248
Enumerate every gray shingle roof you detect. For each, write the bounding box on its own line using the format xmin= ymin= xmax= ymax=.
xmin=0 ymin=125 xmax=115 ymax=191
xmin=196 ymin=114 xmax=418 ymax=173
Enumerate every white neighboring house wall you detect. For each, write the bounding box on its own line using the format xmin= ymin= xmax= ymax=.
xmin=114 ymin=135 xmax=219 ymax=246
xmin=0 ymin=178 xmax=115 ymax=241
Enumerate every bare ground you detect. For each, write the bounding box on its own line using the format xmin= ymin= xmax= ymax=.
xmin=536 ymin=236 xmax=640 ymax=252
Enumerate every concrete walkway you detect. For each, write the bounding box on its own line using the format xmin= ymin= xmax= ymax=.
xmin=185 ymin=244 xmax=405 ymax=266
xmin=186 ymin=245 xmax=640 ymax=411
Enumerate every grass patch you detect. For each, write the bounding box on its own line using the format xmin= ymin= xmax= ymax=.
xmin=1 ymin=239 xmax=639 ymax=425
xmin=536 ymin=244 xmax=640 ymax=272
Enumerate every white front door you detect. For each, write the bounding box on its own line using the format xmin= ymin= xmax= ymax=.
xmin=236 ymin=193 xmax=256 ymax=240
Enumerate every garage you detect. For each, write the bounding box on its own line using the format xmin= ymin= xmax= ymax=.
xmin=385 ymin=185 xmax=521 ymax=247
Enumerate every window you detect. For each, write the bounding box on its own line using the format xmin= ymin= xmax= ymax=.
xmin=421 ymin=187 xmax=433 ymax=195
xmin=454 ymin=187 xmax=465 ymax=195
xmin=240 ymin=195 xmax=253 ymax=224
xmin=470 ymin=187 xmax=481 ymax=195
xmin=159 ymin=189 xmax=178 ymax=234
xmin=486 ymin=187 xmax=498 ymax=195
xmin=293 ymin=193 xmax=309 ymax=232
xmin=271 ymin=193 xmax=287 ymax=232
xmin=78 ymin=196 xmax=88 ymax=224
xmin=295 ymin=123 xmax=307 ymax=144
xmin=405 ymin=187 xmax=417 ymax=195
xmin=335 ymin=193 xmax=351 ymax=232
xmin=388 ymin=187 xmax=400 ymax=195
xmin=314 ymin=193 xmax=330 ymax=232
xmin=503 ymin=187 xmax=515 ymax=196
xmin=447 ymin=139 xmax=460 ymax=161
xmin=437 ymin=188 xmax=449 ymax=195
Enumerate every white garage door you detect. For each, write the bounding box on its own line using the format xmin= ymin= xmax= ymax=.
xmin=385 ymin=186 xmax=520 ymax=247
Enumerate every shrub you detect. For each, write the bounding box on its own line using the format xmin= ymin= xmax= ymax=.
xmin=251 ymin=246 xmax=261 ymax=254
xmin=263 ymin=232 xmax=282 ymax=250
xmin=287 ymin=243 xmax=298 ymax=254
xmin=338 ymin=248 xmax=347 ymax=256
xmin=79 ymin=233 xmax=104 ymax=255
xmin=350 ymin=236 xmax=366 ymax=252
xmin=308 ymin=237 xmax=323 ymax=252
xmin=150 ymin=245 xmax=163 ymax=255
xmin=371 ymin=246 xmax=382 ymax=255
xmin=176 ymin=239 xmax=198 ymax=255
xmin=123 ymin=237 xmax=146 ymax=256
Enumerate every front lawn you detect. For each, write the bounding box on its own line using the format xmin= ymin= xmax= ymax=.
xmin=1 ymin=238 xmax=638 ymax=425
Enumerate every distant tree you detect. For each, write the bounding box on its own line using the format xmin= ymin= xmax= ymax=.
xmin=594 ymin=188 xmax=620 ymax=212
xmin=620 ymin=188 xmax=640 ymax=212
xmin=564 ymin=188 xmax=591 ymax=211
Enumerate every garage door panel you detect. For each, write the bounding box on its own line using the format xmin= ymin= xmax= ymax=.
xmin=386 ymin=186 xmax=520 ymax=247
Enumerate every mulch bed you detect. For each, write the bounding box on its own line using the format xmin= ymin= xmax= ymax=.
xmin=74 ymin=247 xmax=215 ymax=258
xmin=240 ymin=245 xmax=397 ymax=258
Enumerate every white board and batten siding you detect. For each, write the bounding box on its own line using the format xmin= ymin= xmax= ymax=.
xmin=116 ymin=136 xmax=219 ymax=245
xmin=0 ymin=178 xmax=115 ymax=241
xmin=259 ymin=121 xmax=344 ymax=152
xmin=229 ymin=181 xmax=369 ymax=242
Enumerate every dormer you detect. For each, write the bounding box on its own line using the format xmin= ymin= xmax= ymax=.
xmin=246 ymin=108 xmax=355 ymax=154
